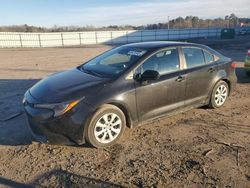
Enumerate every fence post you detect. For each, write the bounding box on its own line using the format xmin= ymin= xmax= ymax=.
xmin=95 ymin=32 xmax=98 ymax=44
xmin=19 ymin=34 xmax=23 ymax=47
xmin=141 ymin=30 xmax=143 ymax=42
xmin=126 ymin=31 xmax=129 ymax=43
xmin=155 ymin=30 xmax=157 ymax=41
xmin=110 ymin=31 xmax=113 ymax=45
xmin=79 ymin=33 xmax=82 ymax=45
xmin=38 ymin=34 xmax=42 ymax=47
xmin=61 ymin=33 xmax=64 ymax=46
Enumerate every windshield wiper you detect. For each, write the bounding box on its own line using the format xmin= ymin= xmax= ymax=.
xmin=80 ymin=66 xmax=102 ymax=77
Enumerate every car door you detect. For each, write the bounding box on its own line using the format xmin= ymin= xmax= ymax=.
xmin=134 ymin=47 xmax=186 ymax=121
xmin=181 ymin=47 xmax=218 ymax=106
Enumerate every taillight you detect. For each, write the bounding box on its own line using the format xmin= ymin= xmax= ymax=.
xmin=231 ymin=62 xmax=237 ymax=69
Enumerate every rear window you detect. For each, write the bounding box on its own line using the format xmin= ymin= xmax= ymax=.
xmin=203 ymin=50 xmax=215 ymax=63
xmin=183 ymin=47 xmax=205 ymax=68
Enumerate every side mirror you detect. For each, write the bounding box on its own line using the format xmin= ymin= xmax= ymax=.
xmin=141 ymin=70 xmax=160 ymax=81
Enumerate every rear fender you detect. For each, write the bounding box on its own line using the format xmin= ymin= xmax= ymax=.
xmin=205 ymin=69 xmax=229 ymax=104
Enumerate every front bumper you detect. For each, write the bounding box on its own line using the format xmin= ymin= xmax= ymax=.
xmin=27 ymin=117 xmax=74 ymax=145
xmin=24 ymin=92 xmax=94 ymax=145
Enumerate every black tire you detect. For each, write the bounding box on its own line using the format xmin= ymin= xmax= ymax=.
xmin=209 ymin=81 xmax=229 ymax=109
xmin=85 ymin=104 xmax=126 ymax=148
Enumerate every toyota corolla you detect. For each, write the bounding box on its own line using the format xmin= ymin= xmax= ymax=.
xmin=23 ymin=42 xmax=237 ymax=148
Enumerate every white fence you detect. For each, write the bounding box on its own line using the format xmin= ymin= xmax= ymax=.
xmin=0 ymin=28 xmax=223 ymax=48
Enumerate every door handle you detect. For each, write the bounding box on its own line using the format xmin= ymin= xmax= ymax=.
xmin=208 ymin=67 xmax=215 ymax=73
xmin=176 ymin=75 xmax=185 ymax=82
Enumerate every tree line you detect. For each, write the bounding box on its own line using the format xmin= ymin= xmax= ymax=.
xmin=0 ymin=14 xmax=249 ymax=32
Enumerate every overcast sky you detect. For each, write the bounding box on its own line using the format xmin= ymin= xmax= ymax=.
xmin=0 ymin=0 xmax=249 ymax=27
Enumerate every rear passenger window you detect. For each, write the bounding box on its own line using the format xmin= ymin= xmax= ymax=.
xmin=141 ymin=48 xmax=180 ymax=75
xmin=203 ymin=50 xmax=215 ymax=63
xmin=183 ymin=48 xmax=205 ymax=68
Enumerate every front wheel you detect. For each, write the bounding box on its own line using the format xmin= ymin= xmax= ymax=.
xmin=85 ymin=104 xmax=126 ymax=148
xmin=209 ymin=81 xmax=229 ymax=109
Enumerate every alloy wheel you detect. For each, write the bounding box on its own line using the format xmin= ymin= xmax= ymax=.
xmin=214 ymin=85 xmax=228 ymax=106
xmin=94 ymin=113 xmax=122 ymax=144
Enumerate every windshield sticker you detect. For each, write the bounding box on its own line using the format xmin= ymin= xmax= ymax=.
xmin=165 ymin=50 xmax=172 ymax=55
xmin=128 ymin=50 xmax=145 ymax=57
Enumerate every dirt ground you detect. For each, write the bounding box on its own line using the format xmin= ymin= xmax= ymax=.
xmin=0 ymin=37 xmax=250 ymax=188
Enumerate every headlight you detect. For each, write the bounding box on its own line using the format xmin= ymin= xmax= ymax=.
xmin=34 ymin=99 xmax=82 ymax=117
xmin=22 ymin=97 xmax=27 ymax=105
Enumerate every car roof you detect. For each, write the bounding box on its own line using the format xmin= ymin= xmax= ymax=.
xmin=123 ymin=41 xmax=224 ymax=58
xmin=124 ymin=41 xmax=203 ymax=50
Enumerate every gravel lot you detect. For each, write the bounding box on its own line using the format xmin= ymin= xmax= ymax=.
xmin=0 ymin=38 xmax=250 ymax=188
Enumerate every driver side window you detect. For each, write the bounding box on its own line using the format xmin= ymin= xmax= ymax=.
xmin=137 ymin=48 xmax=180 ymax=75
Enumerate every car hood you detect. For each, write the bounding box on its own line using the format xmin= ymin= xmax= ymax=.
xmin=29 ymin=68 xmax=111 ymax=103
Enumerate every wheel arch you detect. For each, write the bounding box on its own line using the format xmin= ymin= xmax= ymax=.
xmin=220 ymin=78 xmax=231 ymax=95
xmin=206 ymin=77 xmax=232 ymax=105
xmin=208 ymin=78 xmax=231 ymax=108
xmin=214 ymin=69 xmax=232 ymax=95
xmin=107 ymin=102 xmax=133 ymax=128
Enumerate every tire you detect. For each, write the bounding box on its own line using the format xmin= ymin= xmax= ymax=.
xmin=209 ymin=80 xmax=229 ymax=109
xmin=85 ymin=104 xmax=126 ymax=148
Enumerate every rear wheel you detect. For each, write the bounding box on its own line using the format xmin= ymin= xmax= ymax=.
xmin=85 ymin=104 xmax=126 ymax=148
xmin=209 ymin=81 xmax=229 ymax=109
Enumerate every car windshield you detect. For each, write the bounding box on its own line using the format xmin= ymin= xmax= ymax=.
xmin=81 ymin=46 xmax=147 ymax=77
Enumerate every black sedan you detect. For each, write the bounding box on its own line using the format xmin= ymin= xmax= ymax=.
xmin=23 ymin=42 xmax=237 ymax=148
